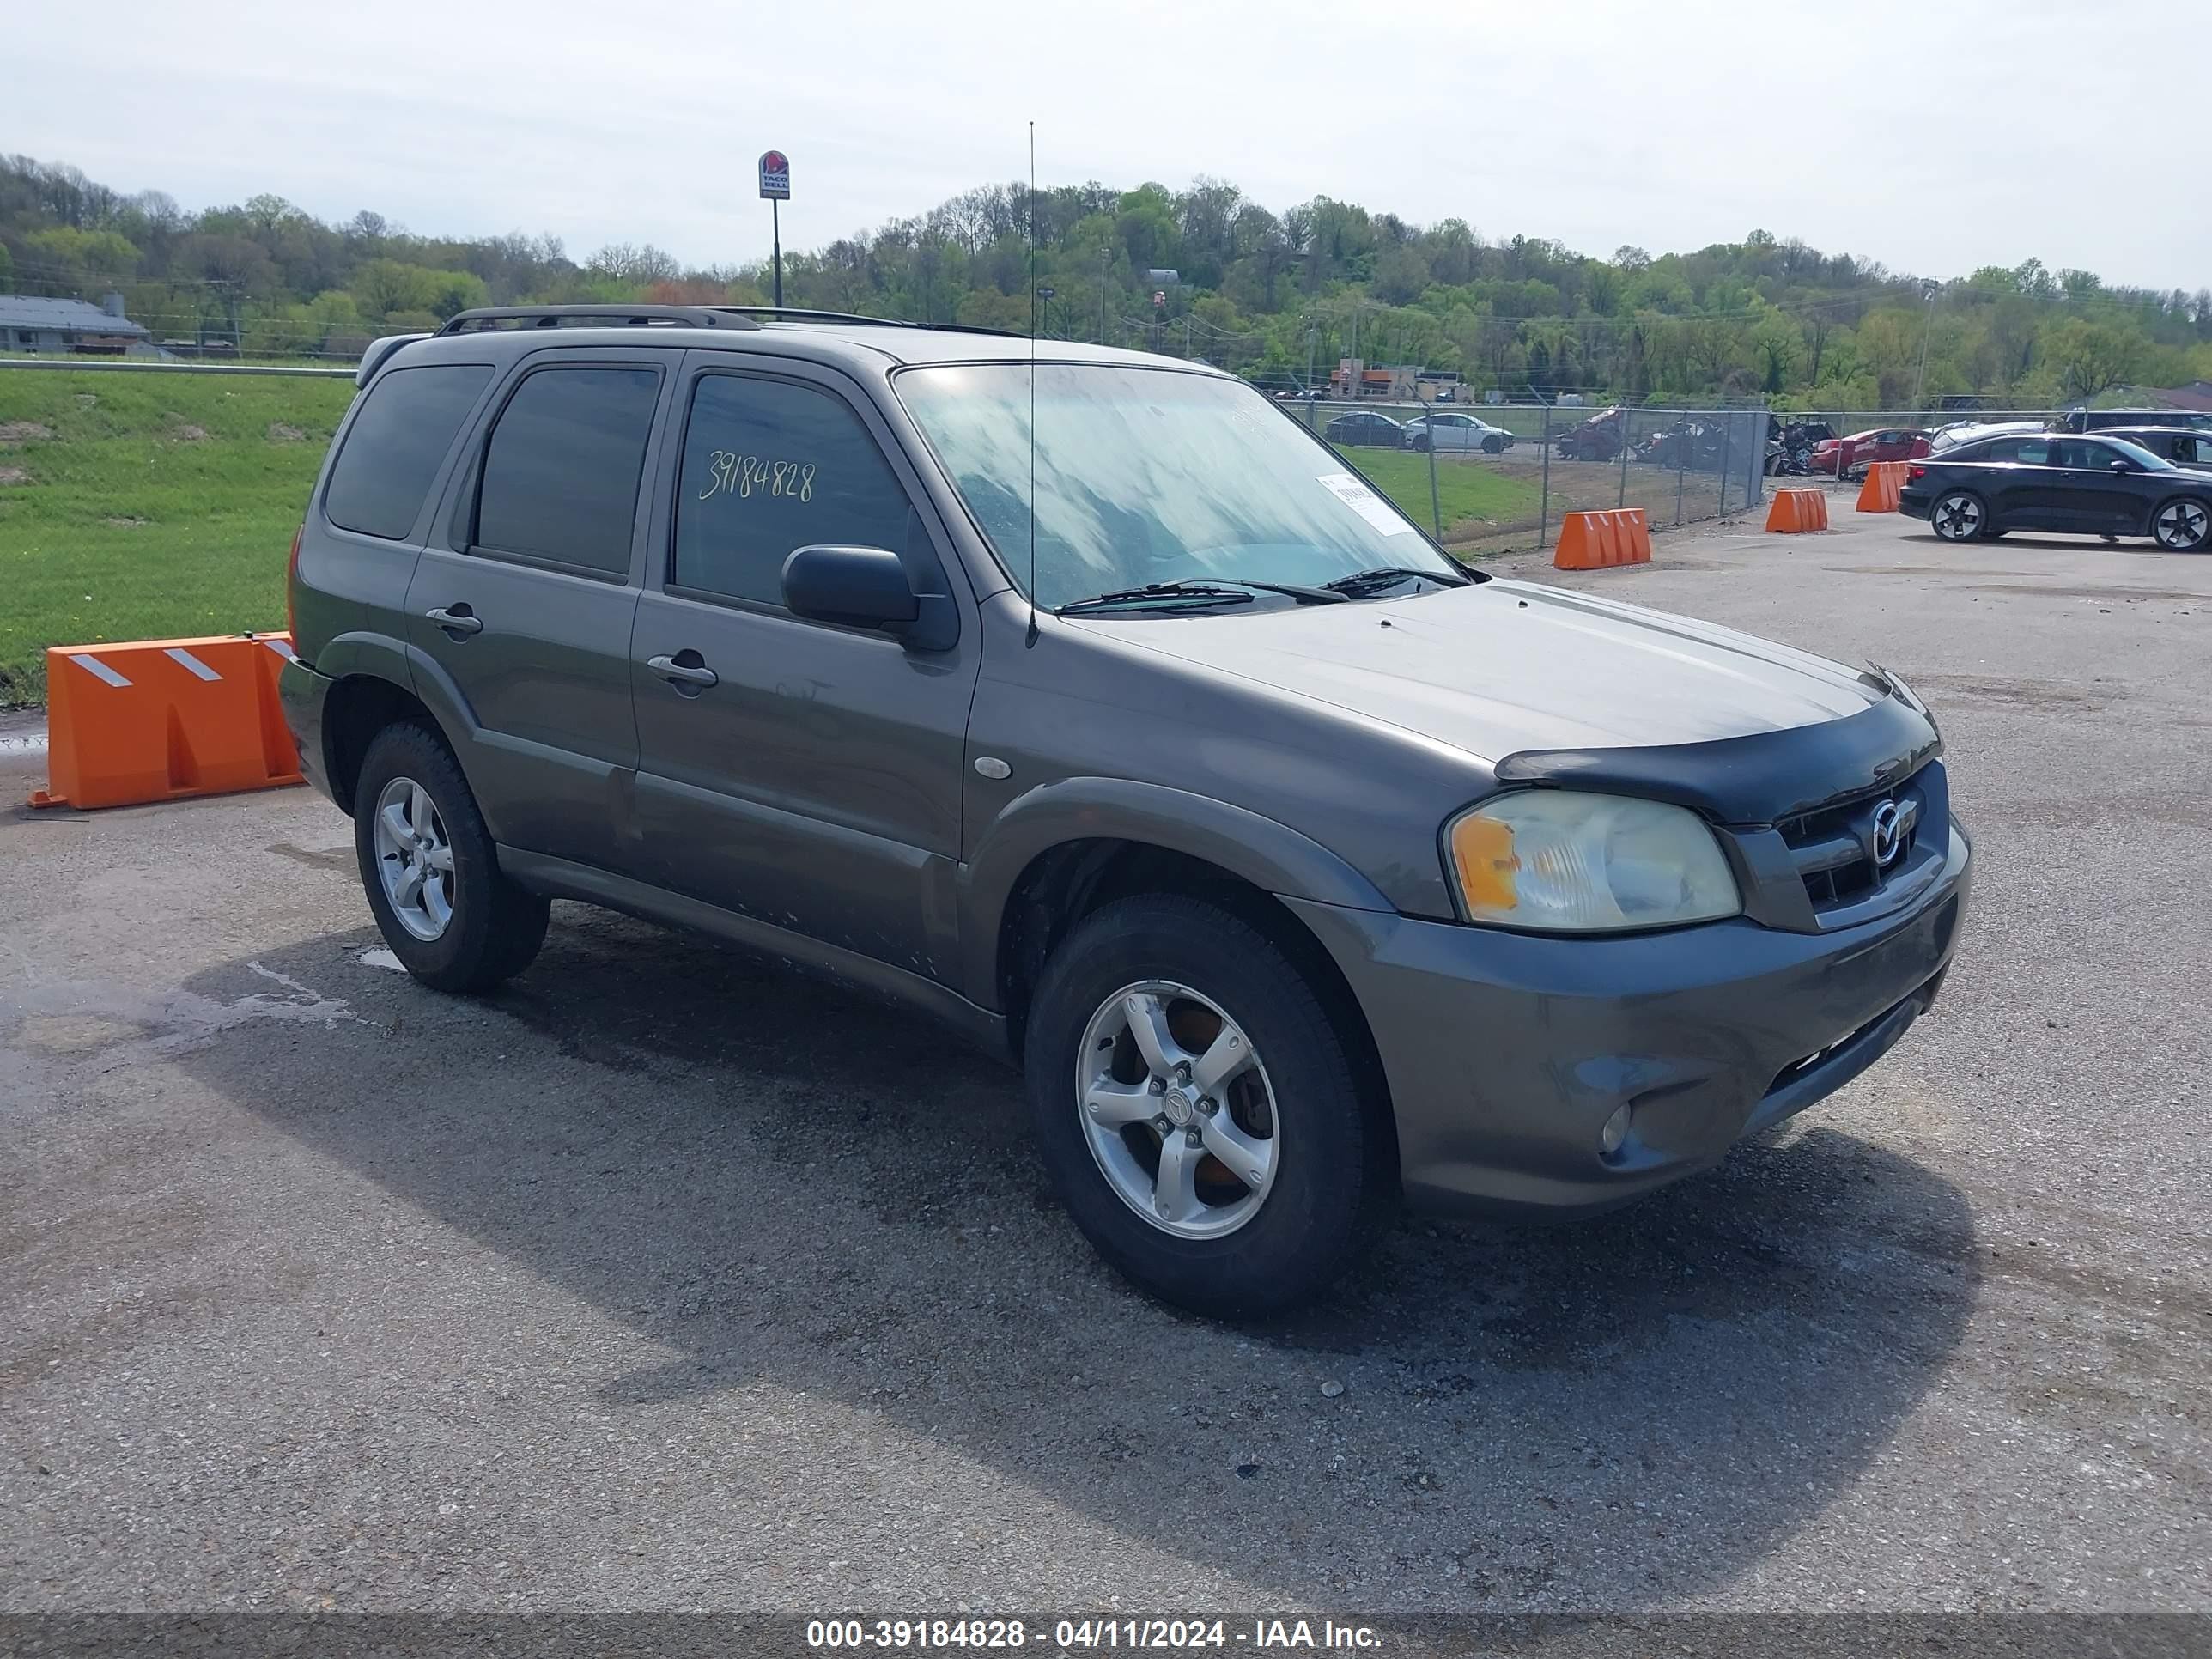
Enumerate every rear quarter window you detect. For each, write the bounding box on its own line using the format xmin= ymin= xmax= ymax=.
xmin=324 ymin=364 xmax=494 ymax=540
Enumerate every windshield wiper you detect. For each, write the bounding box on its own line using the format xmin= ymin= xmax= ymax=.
xmin=1056 ymin=578 xmax=1348 ymax=614
xmin=1056 ymin=582 xmax=1257 ymax=614
xmin=1323 ymin=565 xmax=1472 ymax=597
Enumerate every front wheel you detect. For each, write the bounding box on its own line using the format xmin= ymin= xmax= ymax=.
xmin=1929 ymin=489 xmax=1986 ymax=544
xmin=1024 ymin=896 xmax=1395 ymax=1317
xmin=2152 ymin=496 xmax=2211 ymax=551
xmin=1482 ymin=434 xmax=1504 ymax=454
xmin=354 ymin=722 xmax=550 ymax=992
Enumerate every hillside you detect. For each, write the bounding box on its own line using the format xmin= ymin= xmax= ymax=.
xmin=0 ymin=368 xmax=349 ymax=702
xmin=6 ymin=153 xmax=2209 ymax=408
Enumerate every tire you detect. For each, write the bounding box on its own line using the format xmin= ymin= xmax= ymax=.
xmin=353 ymin=721 xmax=550 ymax=993
xmin=1929 ymin=489 xmax=1987 ymax=544
xmin=1024 ymin=895 xmax=1395 ymax=1318
xmin=1482 ymin=434 xmax=1504 ymax=454
xmin=1410 ymin=434 xmax=1430 ymax=453
xmin=2150 ymin=496 xmax=2211 ymax=551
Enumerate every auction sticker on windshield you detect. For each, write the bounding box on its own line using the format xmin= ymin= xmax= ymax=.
xmin=1317 ymin=471 xmax=1414 ymax=535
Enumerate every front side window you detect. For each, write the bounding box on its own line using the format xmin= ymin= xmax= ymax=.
xmin=672 ymin=374 xmax=918 ymax=605
xmin=325 ymin=363 xmax=493 ymax=540
xmin=895 ymin=363 xmax=1462 ymax=607
xmin=2095 ymin=436 xmax=2173 ymax=471
xmin=475 ymin=365 xmax=660 ymax=574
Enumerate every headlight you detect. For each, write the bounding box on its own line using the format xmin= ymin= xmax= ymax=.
xmin=1445 ymin=791 xmax=1741 ymax=933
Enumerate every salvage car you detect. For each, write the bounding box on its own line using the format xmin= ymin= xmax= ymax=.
xmin=281 ymin=305 xmax=1974 ymax=1316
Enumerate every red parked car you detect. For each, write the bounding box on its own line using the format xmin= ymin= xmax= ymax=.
xmin=1814 ymin=427 xmax=1933 ymax=477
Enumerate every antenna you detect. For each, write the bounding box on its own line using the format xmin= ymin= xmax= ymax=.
xmin=1024 ymin=120 xmax=1040 ymax=648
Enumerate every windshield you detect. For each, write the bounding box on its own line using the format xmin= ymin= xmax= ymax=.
xmin=2105 ymin=437 xmax=2174 ymax=471
xmin=894 ymin=362 xmax=1462 ymax=607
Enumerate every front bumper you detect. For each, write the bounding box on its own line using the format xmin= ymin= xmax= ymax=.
xmin=1285 ymin=821 xmax=1972 ymax=1217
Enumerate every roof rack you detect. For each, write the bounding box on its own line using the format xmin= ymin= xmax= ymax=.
xmin=708 ymin=307 xmax=1022 ymax=338
xmin=435 ymin=305 xmax=761 ymax=336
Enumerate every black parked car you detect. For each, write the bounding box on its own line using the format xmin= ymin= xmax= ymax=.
xmin=2093 ymin=426 xmax=2212 ymax=469
xmin=2056 ymin=407 xmax=2212 ymax=435
xmin=1899 ymin=431 xmax=2212 ymax=550
xmin=1323 ymin=410 xmax=1405 ymax=447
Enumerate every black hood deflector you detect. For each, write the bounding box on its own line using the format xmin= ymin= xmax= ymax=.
xmin=1492 ymin=693 xmax=1940 ymax=826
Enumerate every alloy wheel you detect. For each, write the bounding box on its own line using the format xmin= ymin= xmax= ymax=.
xmin=1075 ymin=981 xmax=1280 ymax=1239
xmin=1932 ymin=492 xmax=1982 ymax=541
xmin=2154 ymin=499 xmax=2209 ymax=550
xmin=373 ymin=775 xmax=455 ymax=941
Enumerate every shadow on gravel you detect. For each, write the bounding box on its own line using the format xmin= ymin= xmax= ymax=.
xmin=179 ymin=907 xmax=1979 ymax=1605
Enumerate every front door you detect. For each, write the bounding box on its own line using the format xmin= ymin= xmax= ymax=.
xmin=406 ymin=349 xmax=675 ymax=873
xmin=2045 ymin=437 xmax=2137 ymax=535
xmin=629 ymin=356 xmax=981 ymax=983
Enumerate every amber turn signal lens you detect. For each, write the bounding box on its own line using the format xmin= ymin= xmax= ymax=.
xmin=1449 ymin=811 xmax=1518 ymax=912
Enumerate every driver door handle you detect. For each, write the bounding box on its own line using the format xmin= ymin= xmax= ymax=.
xmin=424 ymin=605 xmax=483 ymax=636
xmin=647 ymin=652 xmax=719 ymax=689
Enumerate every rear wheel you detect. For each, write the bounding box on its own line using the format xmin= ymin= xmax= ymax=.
xmin=1930 ymin=489 xmax=1986 ymax=544
xmin=1024 ymin=896 xmax=1395 ymax=1317
xmin=2152 ymin=496 xmax=2210 ymax=551
xmin=354 ymin=722 xmax=549 ymax=992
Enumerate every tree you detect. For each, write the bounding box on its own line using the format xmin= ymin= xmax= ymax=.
xmin=2045 ymin=319 xmax=2139 ymax=400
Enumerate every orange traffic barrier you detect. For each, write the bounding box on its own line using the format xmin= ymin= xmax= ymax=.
xmin=1765 ymin=488 xmax=1831 ymax=533
xmin=1553 ymin=507 xmax=1652 ymax=570
xmin=1856 ymin=460 xmax=1908 ymax=513
xmin=31 ymin=633 xmax=302 ymax=811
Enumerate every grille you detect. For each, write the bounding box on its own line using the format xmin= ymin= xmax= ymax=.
xmin=1776 ymin=761 xmax=1937 ymax=912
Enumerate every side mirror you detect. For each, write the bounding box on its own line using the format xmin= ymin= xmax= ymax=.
xmin=781 ymin=544 xmax=958 ymax=651
xmin=2109 ymin=459 xmax=2135 ymax=475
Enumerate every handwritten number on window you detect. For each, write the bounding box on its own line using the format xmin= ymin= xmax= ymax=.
xmin=699 ymin=451 xmax=817 ymax=502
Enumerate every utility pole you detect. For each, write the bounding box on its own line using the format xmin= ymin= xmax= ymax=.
xmin=1097 ymin=247 xmax=1109 ymax=343
xmin=1912 ymin=286 xmax=1936 ymax=409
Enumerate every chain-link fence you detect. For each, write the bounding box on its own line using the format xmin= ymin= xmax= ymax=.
xmin=1280 ymin=396 xmax=1768 ymax=556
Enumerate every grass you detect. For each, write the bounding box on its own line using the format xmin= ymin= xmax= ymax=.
xmin=0 ymin=368 xmax=356 ymax=704
xmin=1330 ymin=445 xmax=1546 ymax=545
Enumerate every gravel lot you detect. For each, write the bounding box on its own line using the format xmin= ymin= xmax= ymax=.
xmin=3 ymin=511 xmax=2208 ymax=1620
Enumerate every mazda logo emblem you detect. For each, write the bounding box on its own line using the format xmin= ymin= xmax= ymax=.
xmin=1869 ymin=799 xmax=1904 ymax=867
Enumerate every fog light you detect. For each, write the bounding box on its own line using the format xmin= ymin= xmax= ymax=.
xmin=1599 ymin=1104 xmax=1632 ymax=1156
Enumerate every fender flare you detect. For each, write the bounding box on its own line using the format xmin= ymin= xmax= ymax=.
xmin=312 ymin=633 xmax=502 ymax=834
xmin=957 ymin=775 xmax=1395 ymax=1006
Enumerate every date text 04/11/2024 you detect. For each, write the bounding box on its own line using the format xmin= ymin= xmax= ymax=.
xmin=803 ymin=1619 xmax=1383 ymax=1650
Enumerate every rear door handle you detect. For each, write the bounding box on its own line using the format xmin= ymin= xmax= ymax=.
xmin=647 ymin=652 xmax=719 ymax=689
xmin=424 ymin=605 xmax=483 ymax=636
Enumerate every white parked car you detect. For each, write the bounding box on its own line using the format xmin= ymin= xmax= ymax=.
xmin=1403 ymin=412 xmax=1516 ymax=453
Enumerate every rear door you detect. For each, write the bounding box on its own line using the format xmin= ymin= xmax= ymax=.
xmin=406 ymin=349 xmax=676 ymax=874
xmin=1986 ymin=434 xmax=2063 ymax=528
xmin=629 ymin=351 xmax=981 ymax=981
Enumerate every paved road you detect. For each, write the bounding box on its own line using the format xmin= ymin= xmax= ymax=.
xmin=3 ymin=515 xmax=2208 ymax=1617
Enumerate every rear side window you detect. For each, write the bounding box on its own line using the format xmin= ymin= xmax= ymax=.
xmin=672 ymin=374 xmax=916 ymax=605
xmin=325 ymin=364 xmax=492 ymax=540
xmin=475 ymin=366 xmax=661 ymax=575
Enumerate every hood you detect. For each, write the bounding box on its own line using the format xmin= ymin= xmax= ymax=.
xmin=1070 ymin=578 xmax=1887 ymax=762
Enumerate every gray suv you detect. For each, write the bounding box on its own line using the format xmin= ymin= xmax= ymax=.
xmin=280 ymin=304 xmax=1973 ymax=1316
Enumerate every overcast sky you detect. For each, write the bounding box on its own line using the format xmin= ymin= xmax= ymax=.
xmin=11 ymin=0 xmax=2199 ymax=293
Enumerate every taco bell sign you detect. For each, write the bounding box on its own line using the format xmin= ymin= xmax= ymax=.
xmin=758 ymin=150 xmax=792 ymax=201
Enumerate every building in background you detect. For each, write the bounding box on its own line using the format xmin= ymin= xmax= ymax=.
xmin=0 ymin=293 xmax=153 ymax=354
